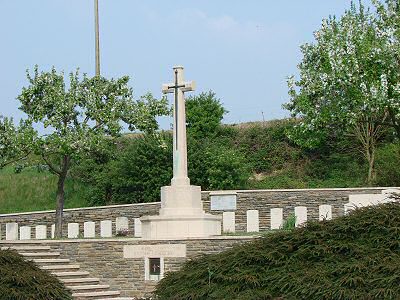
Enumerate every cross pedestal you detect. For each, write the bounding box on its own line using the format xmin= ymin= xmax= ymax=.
xmin=141 ymin=66 xmax=221 ymax=239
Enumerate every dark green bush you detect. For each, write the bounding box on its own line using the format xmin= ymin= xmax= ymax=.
xmin=186 ymin=91 xmax=227 ymax=139
xmin=189 ymin=139 xmax=250 ymax=190
xmin=374 ymin=143 xmax=400 ymax=186
xmin=0 ymin=249 xmax=72 ymax=300
xmin=155 ymin=203 xmax=400 ymax=300
xmin=109 ymin=133 xmax=173 ymax=203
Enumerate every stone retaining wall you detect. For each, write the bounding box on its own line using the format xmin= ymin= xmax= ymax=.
xmin=0 ymin=237 xmax=254 ymax=298
xmin=0 ymin=187 xmax=392 ymax=238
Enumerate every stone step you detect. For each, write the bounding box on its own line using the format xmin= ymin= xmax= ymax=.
xmin=52 ymin=271 xmax=90 ymax=278
xmin=62 ymin=278 xmax=100 ymax=285
xmin=72 ymin=290 xmax=120 ymax=299
xmin=42 ymin=264 xmax=80 ymax=271
xmin=20 ymin=252 xmax=60 ymax=257
xmin=1 ymin=245 xmax=51 ymax=251
xmin=69 ymin=284 xmax=110 ymax=291
xmin=31 ymin=258 xmax=71 ymax=264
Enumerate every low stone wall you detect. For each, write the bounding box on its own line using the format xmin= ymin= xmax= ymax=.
xmin=0 ymin=187 xmax=393 ymax=238
xmin=0 ymin=236 xmax=254 ymax=298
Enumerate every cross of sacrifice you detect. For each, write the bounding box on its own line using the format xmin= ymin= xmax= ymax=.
xmin=162 ymin=66 xmax=196 ymax=186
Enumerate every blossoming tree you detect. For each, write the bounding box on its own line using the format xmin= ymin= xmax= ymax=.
xmin=0 ymin=67 xmax=168 ymax=237
xmin=284 ymin=1 xmax=400 ymax=184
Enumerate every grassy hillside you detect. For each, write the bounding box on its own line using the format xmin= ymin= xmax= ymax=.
xmin=0 ymin=249 xmax=72 ymax=299
xmin=0 ymin=167 xmax=86 ymax=214
xmin=154 ymin=202 xmax=400 ymax=300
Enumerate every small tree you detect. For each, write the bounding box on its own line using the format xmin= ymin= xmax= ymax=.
xmin=186 ymin=91 xmax=227 ymax=138
xmin=284 ymin=1 xmax=395 ymax=184
xmin=0 ymin=67 xmax=168 ymax=237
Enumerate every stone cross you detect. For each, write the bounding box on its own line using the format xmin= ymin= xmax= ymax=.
xmin=162 ymin=66 xmax=196 ymax=186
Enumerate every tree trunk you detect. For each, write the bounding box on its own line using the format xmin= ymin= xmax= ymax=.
xmin=367 ymin=149 xmax=375 ymax=186
xmin=54 ymin=155 xmax=70 ymax=238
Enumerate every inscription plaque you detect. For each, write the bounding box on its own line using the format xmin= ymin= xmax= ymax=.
xmin=123 ymin=244 xmax=186 ymax=258
xmin=210 ymin=194 xmax=237 ymax=211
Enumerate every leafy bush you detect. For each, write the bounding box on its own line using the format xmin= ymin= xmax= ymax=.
xmin=374 ymin=143 xmax=400 ymax=186
xmin=109 ymin=133 xmax=173 ymax=204
xmin=0 ymin=249 xmax=72 ymax=299
xmin=155 ymin=203 xmax=400 ymax=300
xmin=188 ymin=138 xmax=250 ymax=190
xmin=186 ymin=91 xmax=227 ymax=139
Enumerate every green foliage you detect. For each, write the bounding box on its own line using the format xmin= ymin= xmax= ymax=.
xmin=374 ymin=143 xmax=400 ymax=186
xmin=155 ymin=202 xmax=400 ymax=300
xmin=186 ymin=91 xmax=227 ymax=138
xmin=189 ymin=139 xmax=250 ymax=190
xmin=281 ymin=213 xmax=296 ymax=230
xmin=109 ymin=133 xmax=173 ymax=204
xmin=0 ymin=249 xmax=72 ymax=299
xmin=234 ymin=120 xmax=302 ymax=173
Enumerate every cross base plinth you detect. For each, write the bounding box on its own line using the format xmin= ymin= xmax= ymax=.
xmin=140 ymin=214 xmax=222 ymax=239
xmin=140 ymin=184 xmax=222 ymax=239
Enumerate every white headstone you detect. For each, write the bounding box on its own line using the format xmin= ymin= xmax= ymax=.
xmin=100 ymin=220 xmax=112 ymax=238
xmin=222 ymin=212 xmax=235 ymax=233
xmin=134 ymin=218 xmax=142 ymax=237
xmin=20 ymin=226 xmax=31 ymax=240
xmin=319 ymin=205 xmax=332 ymax=221
xmin=67 ymin=223 xmax=79 ymax=239
xmin=116 ymin=217 xmax=129 ymax=234
xmin=84 ymin=221 xmax=96 ymax=238
xmin=6 ymin=223 xmax=18 ymax=240
xmin=295 ymin=206 xmax=307 ymax=227
xmin=35 ymin=225 xmax=47 ymax=239
xmin=270 ymin=208 xmax=283 ymax=230
xmin=246 ymin=210 xmax=259 ymax=232
xmin=51 ymin=224 xmax=55 ymax=238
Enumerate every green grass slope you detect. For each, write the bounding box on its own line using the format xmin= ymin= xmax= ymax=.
xmin=155 ymin=203 xmax=400 ymax=300
xmin=0 ymin=167 xmax=86 ymax=214
xmin=0 ymin=249 xmax=72 ymax=300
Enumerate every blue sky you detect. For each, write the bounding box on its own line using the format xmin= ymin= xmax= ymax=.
xmin=0 ymin=1 xmax=368 ymax=129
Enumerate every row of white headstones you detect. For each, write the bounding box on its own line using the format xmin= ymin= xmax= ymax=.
xmin=1 ymin=217 xmax=141 ymax=241
xmin=1 ymin=189 xmax=398 ymax=240
xmin=1 ymin=206 xmax=325 ymax=240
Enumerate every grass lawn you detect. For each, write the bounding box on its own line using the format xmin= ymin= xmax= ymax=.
xmin=0 ymin=167 xmax=87 ymax=214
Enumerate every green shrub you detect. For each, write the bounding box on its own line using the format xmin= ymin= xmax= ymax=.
xmin=281 ymin=213 xmax=296 ymax=230
xmin=374 ymin=143 xmax=400 ymax=186
xmin=155 ymin=203 xmax=400 ymax=300
xmin=109 ymin=133 xmax=173 ymax=203
xmin=186 ymin=91 xmax=227 ymax=139
xmin=0 ymin=249 xmax=72 ymax=299
xmin=189 ymin=139 xmax=250 ymax=190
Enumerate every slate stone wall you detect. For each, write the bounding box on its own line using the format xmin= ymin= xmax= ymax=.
xmin=0 ymin=237 xmax=254 ymax=298
xmin=0 ymin=188 xmax=389 ymax=238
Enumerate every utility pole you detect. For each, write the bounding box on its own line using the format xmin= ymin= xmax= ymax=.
xmin=94 ymin=0 xmax=100 ymax=76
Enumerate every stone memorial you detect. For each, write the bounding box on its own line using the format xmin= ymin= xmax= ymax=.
xmin=134 ymin=218 xmax=142 ymax=237
xmin=84 ymin=221 xmax=96 ymax=238
xmin=141 ymin=66 xmax=221 ymax=239
xmin=6 ymin=223 xmax=18 ymax=240
xmin=116 ymin=217 xmax=129 ymax=234
xmin=20 ymin=226 xmax=31 ymax=240
xmin=319 ymin=204 xmax=332 ymax=221
xmin=100 ymin=220 xmax=112 ymax=237
xmin=35 ymin=225 xmax=47 ymax=239
xmin=295 ymin=206 xmax=307 ymax=227
xmin=68 ymin=223 xmax=79 ymax=238
xmin=222 ymin=212 xmax=235 ymax=233
xmin=270 ymin=208 xmax=283 ymax=229
xmin=246 ymin=210 xmax=259 ymax=232
xmin=51 ymin=224 xmax=55 ymax=238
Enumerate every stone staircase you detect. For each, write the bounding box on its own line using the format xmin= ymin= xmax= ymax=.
xmin=1 ymin=245 xmax=131 ymax=300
